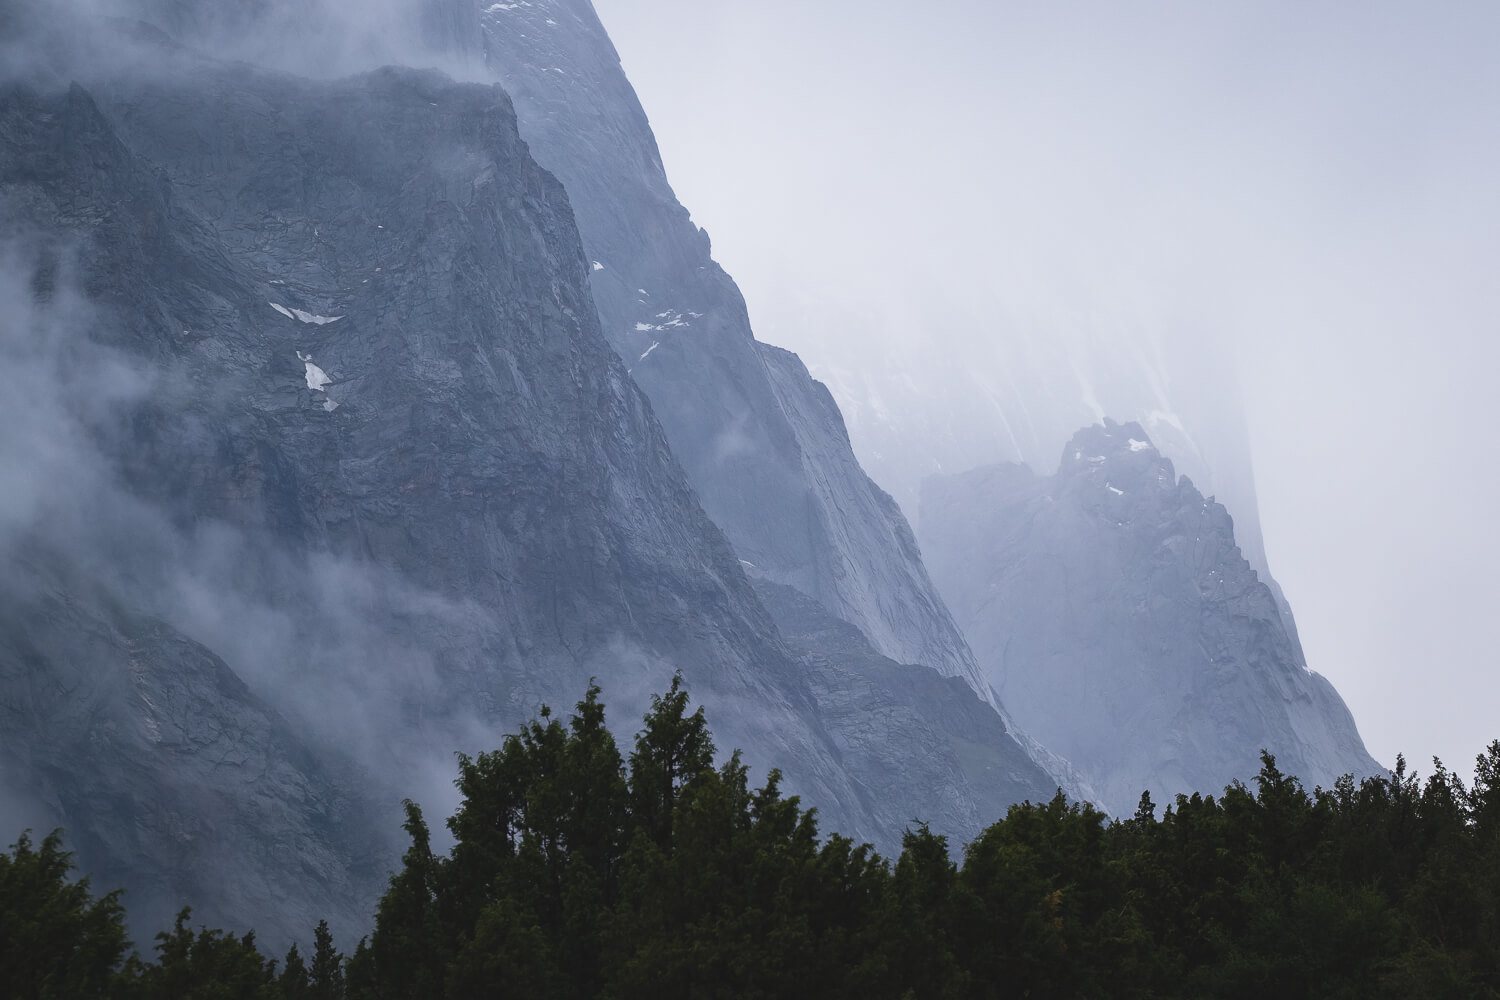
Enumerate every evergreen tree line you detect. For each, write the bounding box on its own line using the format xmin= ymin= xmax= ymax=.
xmin=6 ymin=676 xmax=1500 ymax=998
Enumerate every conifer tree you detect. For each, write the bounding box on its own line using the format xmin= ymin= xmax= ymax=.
xmin=277 ymin=944 xmax=309 ymax=1000
xmin=366 ymin=802 xmax=446 ymax=999
xmin=627 ymin=672 xmax=715 ymax=849
xmin=308 ymin=920 xmax=343 ymax=1000
xmin=8 ymin=680 xmax=1500 ymax=998
xmin=0 ymin=830 xmax=128 ymax=999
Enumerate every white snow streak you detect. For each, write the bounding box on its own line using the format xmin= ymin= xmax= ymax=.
xmin=634 ymin=310 xmax=701 ymax=333
xmin=271 ymin=302 xmax=343 ymax=325
xmin=296 ymin=351 xmax=331 ymax=392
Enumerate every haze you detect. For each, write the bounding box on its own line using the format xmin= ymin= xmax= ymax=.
xmin=595 ymin=0 xmax=1500 ymax=776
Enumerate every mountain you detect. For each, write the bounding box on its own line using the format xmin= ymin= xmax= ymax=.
xmin=754 ymin=578 xmax=1067 ymax=840
xmin=2 ymin=54 xmax=822 ymax=936
xmin=919 ymin=419 xmax=1381 ymax=814
xmin=801 ymin=295 xmax=1304 ymax=649
xmin=474 ymin=0 xmax=991 ymax=697
xmin=0 ymin=7 xmax=1064 ymax=939
xmin=0 ymin=555 xmax=381 ymax=945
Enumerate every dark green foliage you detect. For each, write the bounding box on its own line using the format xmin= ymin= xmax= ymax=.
xmin=278 ymin=944 xmax=310 ymax=1000
xmin=0 ymin=834 xmax=346 ymax=999
xmin=362 ymin=799 xmax=446 ymax=998
xmin=309 ymin=921 xmax=344 ymax=1000
xmin=0 ymin=830 xmax=128 ymax=998
xmin=343 ymin=938 xmax=375 ymax=1000
xmin=6 ymin=681 xmax=1500 ymax=998
xmin=128 ymin=909 xmax=279 ymax=999
xmin=348 ymin=680 xmax=1500 ymax=998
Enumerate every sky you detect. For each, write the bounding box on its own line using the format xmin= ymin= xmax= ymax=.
xmin=594 ymin=0 xmax=1500 ymax=777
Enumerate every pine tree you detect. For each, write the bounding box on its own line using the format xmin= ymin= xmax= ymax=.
xmin=342 ymin=938 xmax=375 ymax=1000
xmin=10 ymin=682 xmax=1500 ymax=997
xmin=138 ymin=909 xmax=277 ymax=999
xmin=308 ymin=920 xmax=343 ymax=1000
xmin=0 ymin=830 xmax=129 ymax=999
xmin=557 ymin=682 xmax=628 ymax=996
xmin=627 ymin=672 xmax=715 ymax=850
xmin=888 ymin=824 xmax=965 ymax=998
xmin=277 ymin=944 xmax=309 ymax=1000
xmin=367 ymin=802 xmax=446 ymax=999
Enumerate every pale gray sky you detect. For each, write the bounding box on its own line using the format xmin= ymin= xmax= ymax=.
xmin=596 ymin=0 xmax=1500 ymax=777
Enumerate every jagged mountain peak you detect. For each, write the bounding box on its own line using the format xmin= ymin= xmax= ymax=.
xmin=1062 ymin=418 xmax=1160 ymax=464
xmin=920 ymin=419 xmax=1381 ymax=815
xmin=1059 ymin=420 xmax=1178 ymax=496
xmin=0 ymin=5 xmax=1086 ymax=941
xmin=476 ymin=0 xmax=1005 ymax=703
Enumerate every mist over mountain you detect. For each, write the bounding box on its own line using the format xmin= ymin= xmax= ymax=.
xmin=0 ymin=0 xmax=1067 ymax=941
xmin=0 ymin=0 xmax=1415 ymax=975
xmin=475 ymin=0 xmax=998 ymax=700
xmin=593 ymin=0 xmax=1500 ymax=780
xmin=920 ymin=420 xmax=1380 ymax=814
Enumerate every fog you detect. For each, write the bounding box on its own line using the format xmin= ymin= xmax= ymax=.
xmin=4 ymin=0 xmax=1494 ymax=811
xmin=0 ymin=236 xmax=486 ymax=809
xmin=595 ymin=0 xmax=1500 ymax=774
xmin=0 ymin=1 xmax=700 ymax=887
xmin=0 ymin=0 xmax=490 ymax=92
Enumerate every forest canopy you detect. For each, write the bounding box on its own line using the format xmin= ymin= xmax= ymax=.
xmin=5 ymin=676 xmax=1499 ymax=999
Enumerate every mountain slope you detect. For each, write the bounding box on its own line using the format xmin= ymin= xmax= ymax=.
xmin=474 ymin=0 xmax=990 ymax=696
xmin=754 ymin=578 xmax=1064 ymax=841
xmin=919 ymin=419 xmax=1381 ymax=814
xmin=0 ymin=57 xmax=850 ymax=935
xmin=0 ymin=556 xmax=380 ymax=946
xmin=0 ymin=9 xmax=1072 ymax=938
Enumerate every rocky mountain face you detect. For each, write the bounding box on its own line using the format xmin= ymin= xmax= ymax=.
xmin=0 ymin=8 xmax=1065 ymax=940
xmin=467 ymin=0 xmax=1308 ymax=747
xmin=919 ymin=420 xmax=1381 ymax=815
xmin=3 ymin=55 xmax=820 ymax=939
xmin=473 ymin=0 xmax=991 ymax=697
xmin=0 ymin=557 xmax=383 ymax=944
xmin=753 ymin=578 xmax=1068 ymax=839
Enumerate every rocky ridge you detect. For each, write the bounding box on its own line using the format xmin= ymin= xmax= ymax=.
xmin=920 ymin=419 xmax=1381 ymax=814
xmin=0 ymin=11 xmax=1067 ymax=940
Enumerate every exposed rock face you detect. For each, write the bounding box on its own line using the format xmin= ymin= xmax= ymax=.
xmin=0 ymin=559 xmax=380 ymax=946
xmin=475 ymin=0 xmax=990 ymax=697
xmin=0 ymin=11 xmax=1071 ymax=940
xmin=919 ymin=419 xmax=1381 ymax=815
xmin=0 ymin=58 xmax=847 ymax=937
xmin=754 ymin=579 xmax=1061 ymax=845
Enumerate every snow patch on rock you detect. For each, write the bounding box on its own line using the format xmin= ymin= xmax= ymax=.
xmin=271 ymin=302 xmax=342 ymax=325
xmin=296 ymin=351 xmax=331 ymax=392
